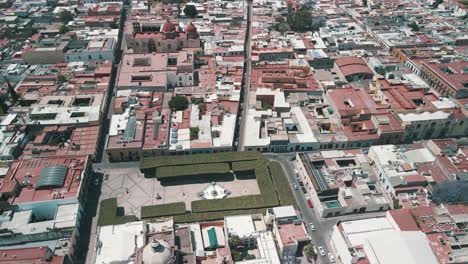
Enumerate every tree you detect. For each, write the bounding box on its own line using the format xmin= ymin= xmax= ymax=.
xmin=231 ymin=250 xmax=242 ymax=261
xmin=212 ymin=130 xmax=220 ymax=138
xmin=59 ymin=24 xmax=70 ymax=34
xmin=393 ymin=199 xmax=402 ymax=209
xmin=184 ymin=5 xmax=198 ymax=18
xmin=431 ymin=181 xmax=468 ymax=204
xmin=287 ymin=6 xmax=313 ymax=32
xmin=110 ymin=21 xmax=119 ymax=29
xmin=408 ymin=21 xmax=419 ymax=31
xmin=59 ymin=10 xmax=74 ymax=24
xmin=303 ymin=244 xmax=315 ymax=261
xmin=169 ymin=95 xmax=189 ymax=111
xmin=57 ymin=75 xmax=67 ymax=84
xmin=362 ymin=0 xmax=367 ymax=6
xmin=432 ymin=0 xmax=443 ymax=9
xmin=275 ymin=17 xmax=291 ymax=34
xmin=190 ymin=127 xmax=199 ymax=140
xmin=4 ymin=77 xmax=18 ymax=104
xmin=228 ymin=235 xmax=241 ymax=248
xmin=198 ymin=102 xmax=206 ymax=114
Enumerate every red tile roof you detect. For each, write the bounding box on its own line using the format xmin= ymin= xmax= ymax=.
xmin=0 ymin=247 xmax=63 ymax=264
xmin=335 ymin=57 xmax=373 ymax=77
xmin=389 ymin=209 xmax=420 ymax=231
xmin=0 ymin=156 xmax=88 ymax=204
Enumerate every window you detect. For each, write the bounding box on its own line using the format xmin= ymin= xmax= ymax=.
xmin=71 ymin=112 xmax=86 ymax=118
xmin=72 ymin=97 xmax=92 ymax=106
xmin=131 ymin=75 xmax=152 ymax=82
xmin=47 ymin=100 xmax=64 ymax=105
xmin=133 ymin=58 xmax=150 ymax=66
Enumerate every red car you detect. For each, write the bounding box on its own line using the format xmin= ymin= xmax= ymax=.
xmin=307 ymin=200 xmax=314 ymax=208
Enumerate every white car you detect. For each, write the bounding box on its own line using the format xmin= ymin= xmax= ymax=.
xmin=328 ymin=253 xmax=335 ymax=263
xmin=309 ymin=223 xmax=316 ymax=231
xmin=318 ymin=246 xmax=325 ymax=256
xmin=293 ymin=184 xmax=298 ymax=190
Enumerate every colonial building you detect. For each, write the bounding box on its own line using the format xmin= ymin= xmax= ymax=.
xmin=131 ymin=20 xmax=201 ymax=53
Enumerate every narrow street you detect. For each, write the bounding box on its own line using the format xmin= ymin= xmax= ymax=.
xmin=265 ymin=153 xmax=387 ymax=264
xmin=237 ymin=0 xmax=252 ymax=151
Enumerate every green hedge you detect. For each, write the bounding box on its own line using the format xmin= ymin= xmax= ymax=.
xmin=269 ymin=161 xmax=298 ymax=208
xmin=190 ymin=166 xmax=279 ymax=213
xmin=232 ymin=158 xmax=268 ymax=174
xmin=140 ymin=151 xmax=261 ymax=169
xmin=155 ymin=163 xmax=230 ymax=179
xmin=141 ymin=202 xmax=186 ymax=219
xmin=98 ymin=198 xmax=138 ymax=226
xmin=173 ymin=208 xmax=266 ymax=223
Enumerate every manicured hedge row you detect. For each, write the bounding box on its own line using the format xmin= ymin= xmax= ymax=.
xmin=190 ymin=166 xmax=279 ymax=213
xmin=173 ymin=208 xmax=266 ymax=223
xmin=140 ymin=151 xmax=261 ymax=169
xmin=232 ymin=158 xmax=268 ymax=173
xmin=269 ymin=161 xmax=298 ymax=208
xmin=98 ymin=198 xmax=138 ymax=226
xmin=141 ymin=202 xmax=186 ymax=219
xmin=154 ymin=163 xmax=230 ymax=179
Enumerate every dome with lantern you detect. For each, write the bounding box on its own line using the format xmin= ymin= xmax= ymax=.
xmin=161 ymin=20 xmax=176 ymax=33
xmin=142 ymin=239 xmax=176 ymax=264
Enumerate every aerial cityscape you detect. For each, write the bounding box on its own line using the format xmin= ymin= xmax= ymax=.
xmin=0 ymin=0 xmax=466 ymax=263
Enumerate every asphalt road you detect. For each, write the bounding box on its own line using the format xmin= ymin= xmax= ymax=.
xmin=237 ymin=0 xmax=252 ymax=151
xmin=265 ymin=153 xmax=387 ymax=264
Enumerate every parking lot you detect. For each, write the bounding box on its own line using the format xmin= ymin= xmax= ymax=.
xmin=99 ymin=167 xmax=260 ymax=217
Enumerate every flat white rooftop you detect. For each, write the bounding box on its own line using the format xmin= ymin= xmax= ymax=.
xmin=225 ymin=215 xmax=256 ymax=238
xmin=398 ymin=111 xmax=450 ymax=122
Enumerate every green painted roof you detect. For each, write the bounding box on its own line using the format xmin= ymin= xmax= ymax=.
xmin=35 ymin=165 xmax=68 ymax=190
xmin=207 ymin=227 xmax=218 ymax=249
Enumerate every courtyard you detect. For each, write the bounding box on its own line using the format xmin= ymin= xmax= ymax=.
xmin=99 ymin=167 xmax=260 ymax=217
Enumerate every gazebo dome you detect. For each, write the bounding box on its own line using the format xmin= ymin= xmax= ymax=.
xmin=162 ymin=20 xmax=176 ymax=33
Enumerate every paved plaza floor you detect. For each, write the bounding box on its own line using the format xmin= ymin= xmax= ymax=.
xmin=100 ymin=167 xmax=260 ymax=217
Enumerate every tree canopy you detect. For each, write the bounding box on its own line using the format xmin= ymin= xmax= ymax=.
xmin=59 ymin=10 xmax=74 ymax=24
xmin=287 ymin=6 xmax=313 ymax=32
xmin=169 ymin=95 xmax=189 ymax=111
xmin=303 ymin=244 xmax=315 ymax=260
xmin=184 ymin=5 xmax=198 ymax=18
xmin=431 ymin=181 xmax=468 ymax=204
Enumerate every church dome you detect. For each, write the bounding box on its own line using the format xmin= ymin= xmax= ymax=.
xmin=142 ymin=239 xmax=175 ymax=264
xmin=161 ymin=20 xmax=176 ymax=33
xmin=186 ymin=22 xmax=197 ymax=33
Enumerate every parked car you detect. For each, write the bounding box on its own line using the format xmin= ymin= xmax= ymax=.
xmin=312 ymin=246 xmax=318 ymax=255
xmin=318 ymin=246 xmax=325 ymax=256
xmin=298 ymin=180 xmax=304 ymax=186
xmin=309 ymin=223 xmax=316 ymax=231
xmin=293 ymin=184 xmax=298 ymax=190
xmin=328 ymin=253 xmax=335 ymax=263
xmin=289 ymin=156 xmax=296 ymax=161
xmin=307 ymin=199 xmax=314 ymax=208
xmin=302 ymin=186 xmax=307 ymax=194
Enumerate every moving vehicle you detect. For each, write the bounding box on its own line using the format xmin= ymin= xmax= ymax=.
xmin=328 ymin=253 xmax=335 ymax=263
xmin=309 ymin=223 xmax=316 ymax=231
xmin=318 ymin=246 xmax=325 ymax=256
